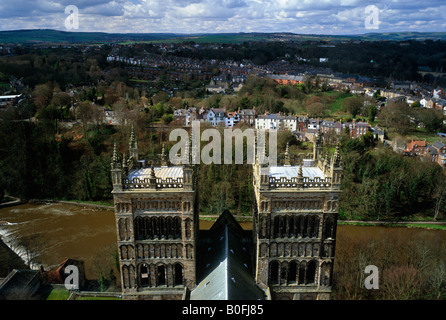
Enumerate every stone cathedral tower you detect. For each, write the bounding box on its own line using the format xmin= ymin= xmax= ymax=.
xmin=252 ymin=130 xmax=342 ymax=300
xmin=111 ymin=127 xmax=198 ymax=300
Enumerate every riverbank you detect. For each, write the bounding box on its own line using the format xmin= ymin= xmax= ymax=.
xmin=4 ymin=198 xmax=446 ymax=229
xmin=339 ymin=220 xmax=446 ymax=230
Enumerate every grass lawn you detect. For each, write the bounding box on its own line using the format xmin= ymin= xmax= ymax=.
xmin=45 ymin=288 xmax=71 ymax=300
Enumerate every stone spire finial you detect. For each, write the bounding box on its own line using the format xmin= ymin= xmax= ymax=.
xmin=130 ymin=124 xmax=136 ymax=148
xmin=122 ymin=152 xmax=127 ymax=166
xmin=334 ymin=142 xmax=341 ymax=166
xmin=150 ymin=162 xmax=156 ymax=179
xmin=284 ymin=141 xmax=290 ymax=165
xmin=112 ymin=141 xmax=119 ymax=164
xmin=161 ymin=143 xmax=167 ymax=165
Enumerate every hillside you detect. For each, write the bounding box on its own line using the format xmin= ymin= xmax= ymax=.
xmin=1 ymin=29 xmax=446 ymax=45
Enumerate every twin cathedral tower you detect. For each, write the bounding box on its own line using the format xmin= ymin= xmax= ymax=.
xmin=110 ymin=125 xmax=342 ymax=300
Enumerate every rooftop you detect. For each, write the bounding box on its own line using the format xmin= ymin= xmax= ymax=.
xmin=127 ymin=166 xmax=183 ymax=180
xmin=191 ymin=211 xmax=265 ymax=300
xmin=269 ymin=165 xmax=326 ymax=180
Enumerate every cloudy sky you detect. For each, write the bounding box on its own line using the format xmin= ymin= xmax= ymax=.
xmin=0 ymin=0 xmax=445 ymax=35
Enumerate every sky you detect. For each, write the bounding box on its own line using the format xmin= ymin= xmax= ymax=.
xmin=0 ymin=0 xmax=445 ymax=35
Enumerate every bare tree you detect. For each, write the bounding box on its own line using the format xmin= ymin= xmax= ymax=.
xmin=434 ymin=176 xmax=446 ymax=221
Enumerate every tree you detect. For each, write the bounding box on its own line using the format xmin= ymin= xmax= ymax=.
xmin=32 ymin=83 xmax=53 ymax=111
xmin=306 ymin=102 xmax=328 ymax=118
xmin=434 ymin=175 xmax=446 ymax=221
xmin=413 ymin=109 xmax=444 ymax=133
xmin=342 ymin=96 xmax=363 ymax=118
xmin=368 ymin=105 xmax=378 ymax=122
xmin=378 ymin=101 xmax=413 ymax=134
xmin=77 ymin=101 xmax=94 ymax=139
xmin=161 ymin=113 xmax=173 ymax=124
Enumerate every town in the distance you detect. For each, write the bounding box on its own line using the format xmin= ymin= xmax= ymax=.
xmin=0 ymin=32 xmax=445 ymax=302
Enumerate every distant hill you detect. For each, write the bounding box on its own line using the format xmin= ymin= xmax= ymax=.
xmin=0 ymin=29 xmax=185 ymax=45
xmin=1 ymin=29 xmax=446 ymax=45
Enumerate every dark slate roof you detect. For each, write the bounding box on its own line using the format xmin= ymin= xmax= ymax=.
xmin=432 ymin=141 xmax=445 ymax=150
xmin=191 ymin=210 xmax=265 ymax=300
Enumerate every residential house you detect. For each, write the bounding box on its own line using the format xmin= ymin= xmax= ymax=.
xmin=307 ymin=119 xmax=320 ymax=130
xmin=225 ymin=111 xmax=240 ymax=127
xmin=173 ymin=108 xmax=198 ymax=126
xmin=320 ymin=120 xmax=343 ymax=136
xmin=255 ymin=114 xmax=284 ymax=130
xmin=371 ymin=126 xmax=385 ymax=142
xmin=350 ymin=120 xmax=371 ymax=138
xmin=267 ymin=74 xmax=304 ymax=86
xmin=427 ymin=141 xmax=446 ymax=167
xmin=282 ymin=115 xmax=298 ymax=131
xmin=207 ymin=108 xmax=226 ymax=126
xmin=0 ymin=94 xmax=23 ymax=108
xmin=296 ymin=116 xmax=308 ymax=132
xmin=238 ymin=109 xmax=256 ymax=127
xmin=404 ymin=139 xmax=427 ymax=156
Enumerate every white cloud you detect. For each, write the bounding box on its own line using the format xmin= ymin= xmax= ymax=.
xmin=0 ymin=0 xmax=444 ymax=34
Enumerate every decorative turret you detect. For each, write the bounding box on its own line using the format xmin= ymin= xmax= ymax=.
xmin=313 ymin=128 xmax=323 ymax=161
xmin=149 ymin=162 xmax=157 ymax=190
xmin=129 ymin=124 xmax=139 ymax=162
xmin=122 ymin=152 xmax=128 ymax=176
xmin=297 ymin=159 xmax=304 ymax=189
xmin=330 ymin=142 xmax=342 ymax=189
xmin=161 ymin=143 xmax=168 ymax=166
xmin=284 ymin=142 xmax=290 ymax=166
xmin=183 ymin=136 xmax=194 ymax=190
xmin=111 ymin=141 xmax=123 ymax=191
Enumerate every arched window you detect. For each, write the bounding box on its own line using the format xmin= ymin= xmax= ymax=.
xmin=166 ymin=217 xmax=173 ymax=239
xmin=118 ymin=218 xmax=126 ymax=241
xmin=270 ymin=242 xmax=277 ymax=257
xmin=174 ymin=263 xmax=183 ymax=286
xmin=296 ymin=215 xmax=302 ymax=237
xmin=324 ymin=217 xmax=333 ymax=239
xmin=174 ymin=217 xmax=182 ymax=239
xmin=122 ymin=265 xmax=129 ymax=288
xmin=280 ymin=262 xmax=288 ymax=285
xmin=269 ymin=261 xmax=279 ymax=285
xmin=121 ymin=245 xmax=128 ymax=260
xmin=298 ymin=261 xmax=306 ymax=285
xmin=306 ymin=260 xmax=316 ymax=285
xmin=153 ymin=217 xmax=159 ymax=239
xmin=320 ymin=262 xmax=331 ymax=286
xmin=185 ymin=218 xmax=192 ymax=239
xmin=302 ymin=216 xmax=308 ymax=238
xmin=288 ymin=215 xmax=294 ymax=237
xmin=140 ymin=264 xmax=150 ymax=287
xmin=273 ymin=216 xmax=279 ymax=238
xmin=288 ymin=261 xmax=297 ymax=284
xmin=160 ymin=217 xmax=166 ymax=239
xmin=278 ymin=216 xmax=284 ymax=238
xmin=157 ymin=264 xmax=166 ymax=286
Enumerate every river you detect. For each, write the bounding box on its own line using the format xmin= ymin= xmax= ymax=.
xmin=0 ymin=202 xmax=116 ymax=279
